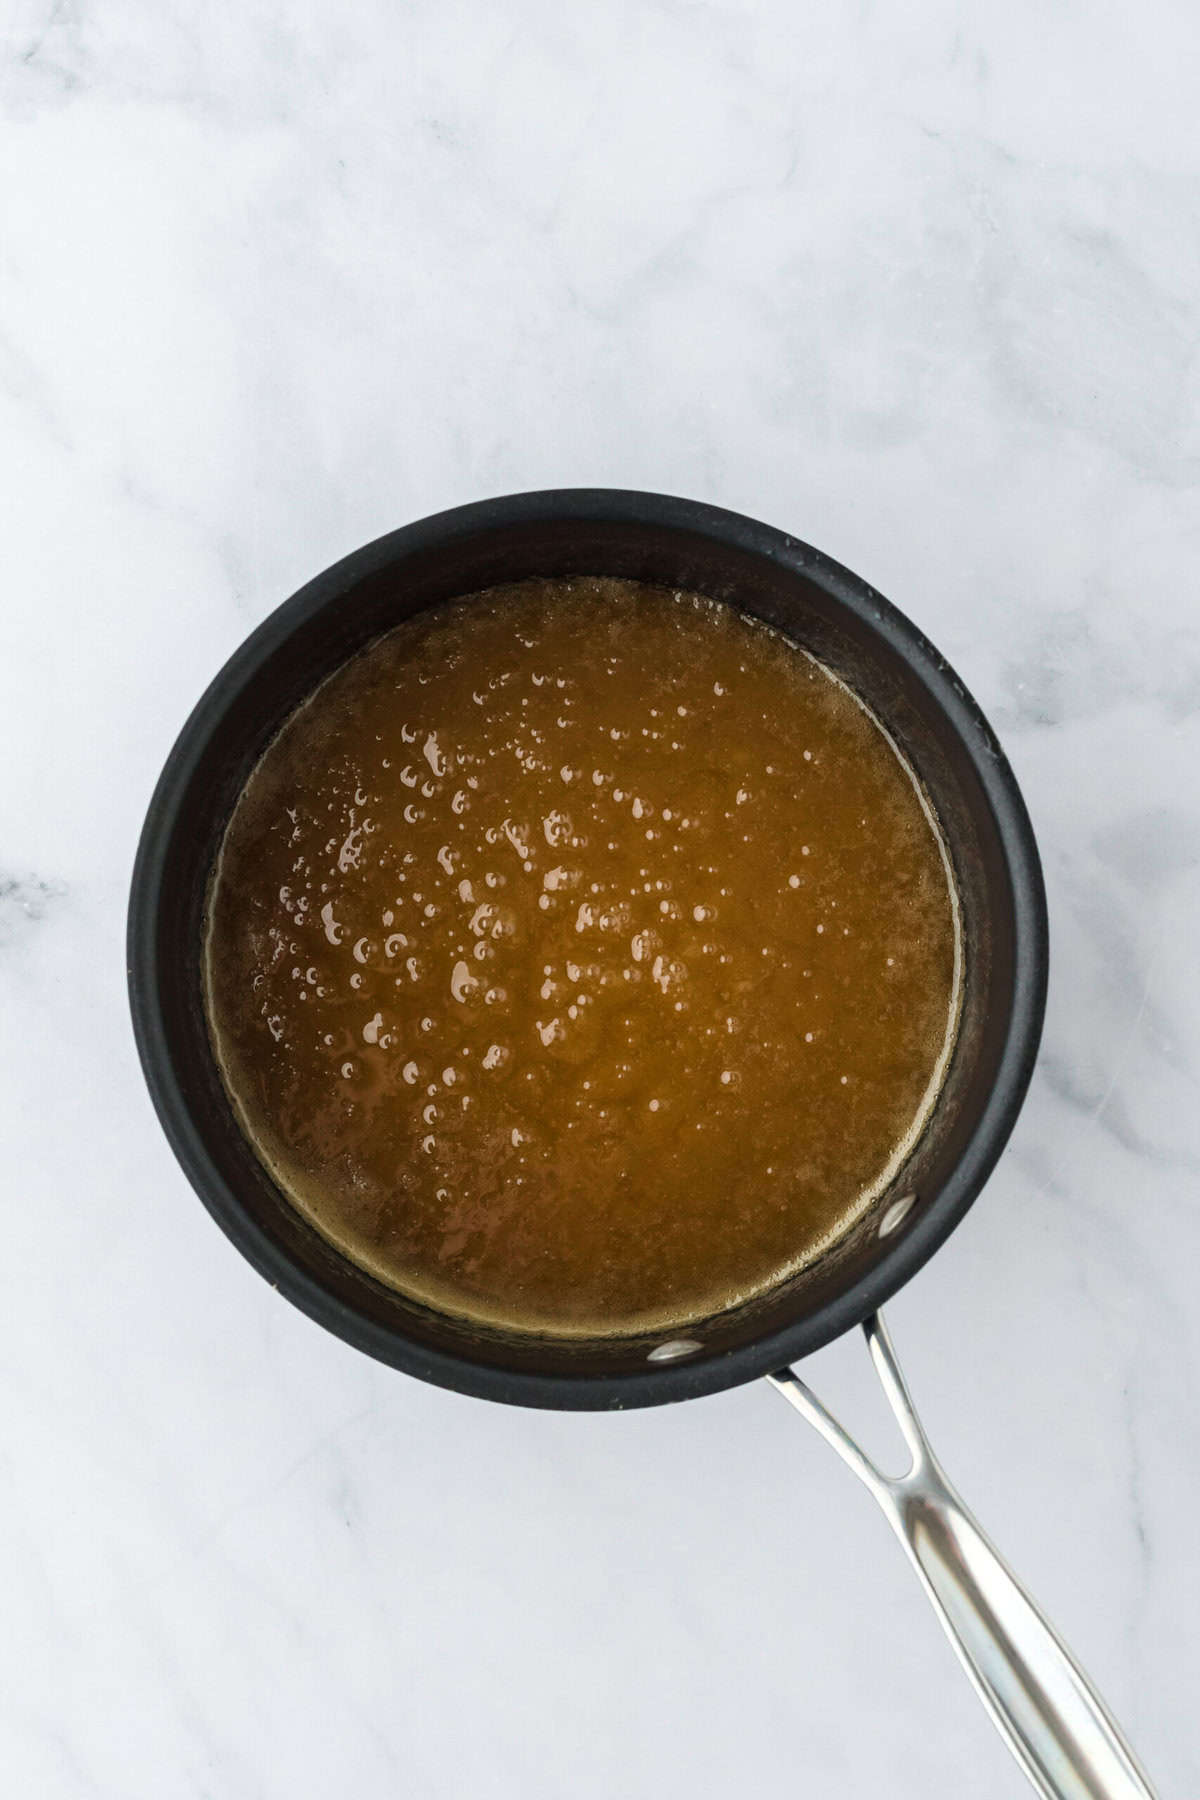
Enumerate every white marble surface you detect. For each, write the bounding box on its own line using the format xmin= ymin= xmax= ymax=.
xmin=2 ymin=4 xmax=1198 ymax=1794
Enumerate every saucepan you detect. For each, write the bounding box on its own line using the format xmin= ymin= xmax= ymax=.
xmin=128 ymin=490 xmax=1157 ymax=1800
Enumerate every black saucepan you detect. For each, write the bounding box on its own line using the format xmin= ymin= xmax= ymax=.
xmin=128 ymin=488 xmax=1046 ymax=1408
xmin=129 ymin=492 xmax=1160 ymax=1798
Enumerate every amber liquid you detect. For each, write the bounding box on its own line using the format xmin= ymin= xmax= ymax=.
xmin=204 ymin=579 xmax=960 ymax=1336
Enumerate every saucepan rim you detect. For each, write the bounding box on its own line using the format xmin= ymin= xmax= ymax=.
xmin=127 ymin=488 xmax=1048 ymax=1408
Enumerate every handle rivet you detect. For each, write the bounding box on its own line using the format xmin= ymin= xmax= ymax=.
xmin=647 ymin=1338 xmax=703 ymax=1363
xmin=879 ymin=1192 xmax=917 ymax=1237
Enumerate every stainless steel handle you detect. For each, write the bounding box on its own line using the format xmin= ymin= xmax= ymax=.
xmin=770 ymin=1314 xmax=1158 ymax=1800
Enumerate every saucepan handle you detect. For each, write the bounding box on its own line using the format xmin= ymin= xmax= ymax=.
xmin=770 ymin=1314 xmax=1157 ymax=1800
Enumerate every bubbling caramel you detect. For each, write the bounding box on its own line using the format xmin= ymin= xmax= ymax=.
xmin=204 ymin=579 xmax=960 ymax=1336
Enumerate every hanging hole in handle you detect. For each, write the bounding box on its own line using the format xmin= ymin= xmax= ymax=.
xmin=647 ymin=1338 xmax=703 ymax=1363
xmin=878 ymin=1192 xmax=917 ymax=1237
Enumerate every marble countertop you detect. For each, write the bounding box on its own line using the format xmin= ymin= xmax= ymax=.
xmin=2 ymin=5 xmax=1198 ymax=1795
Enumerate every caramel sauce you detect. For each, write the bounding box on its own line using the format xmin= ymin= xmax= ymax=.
xmin=204 ymin=580 xmax=960 ymax=1335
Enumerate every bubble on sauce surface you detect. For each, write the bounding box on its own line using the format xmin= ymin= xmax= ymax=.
xmin=205 ymin=576 xmax=961 ymax=1338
